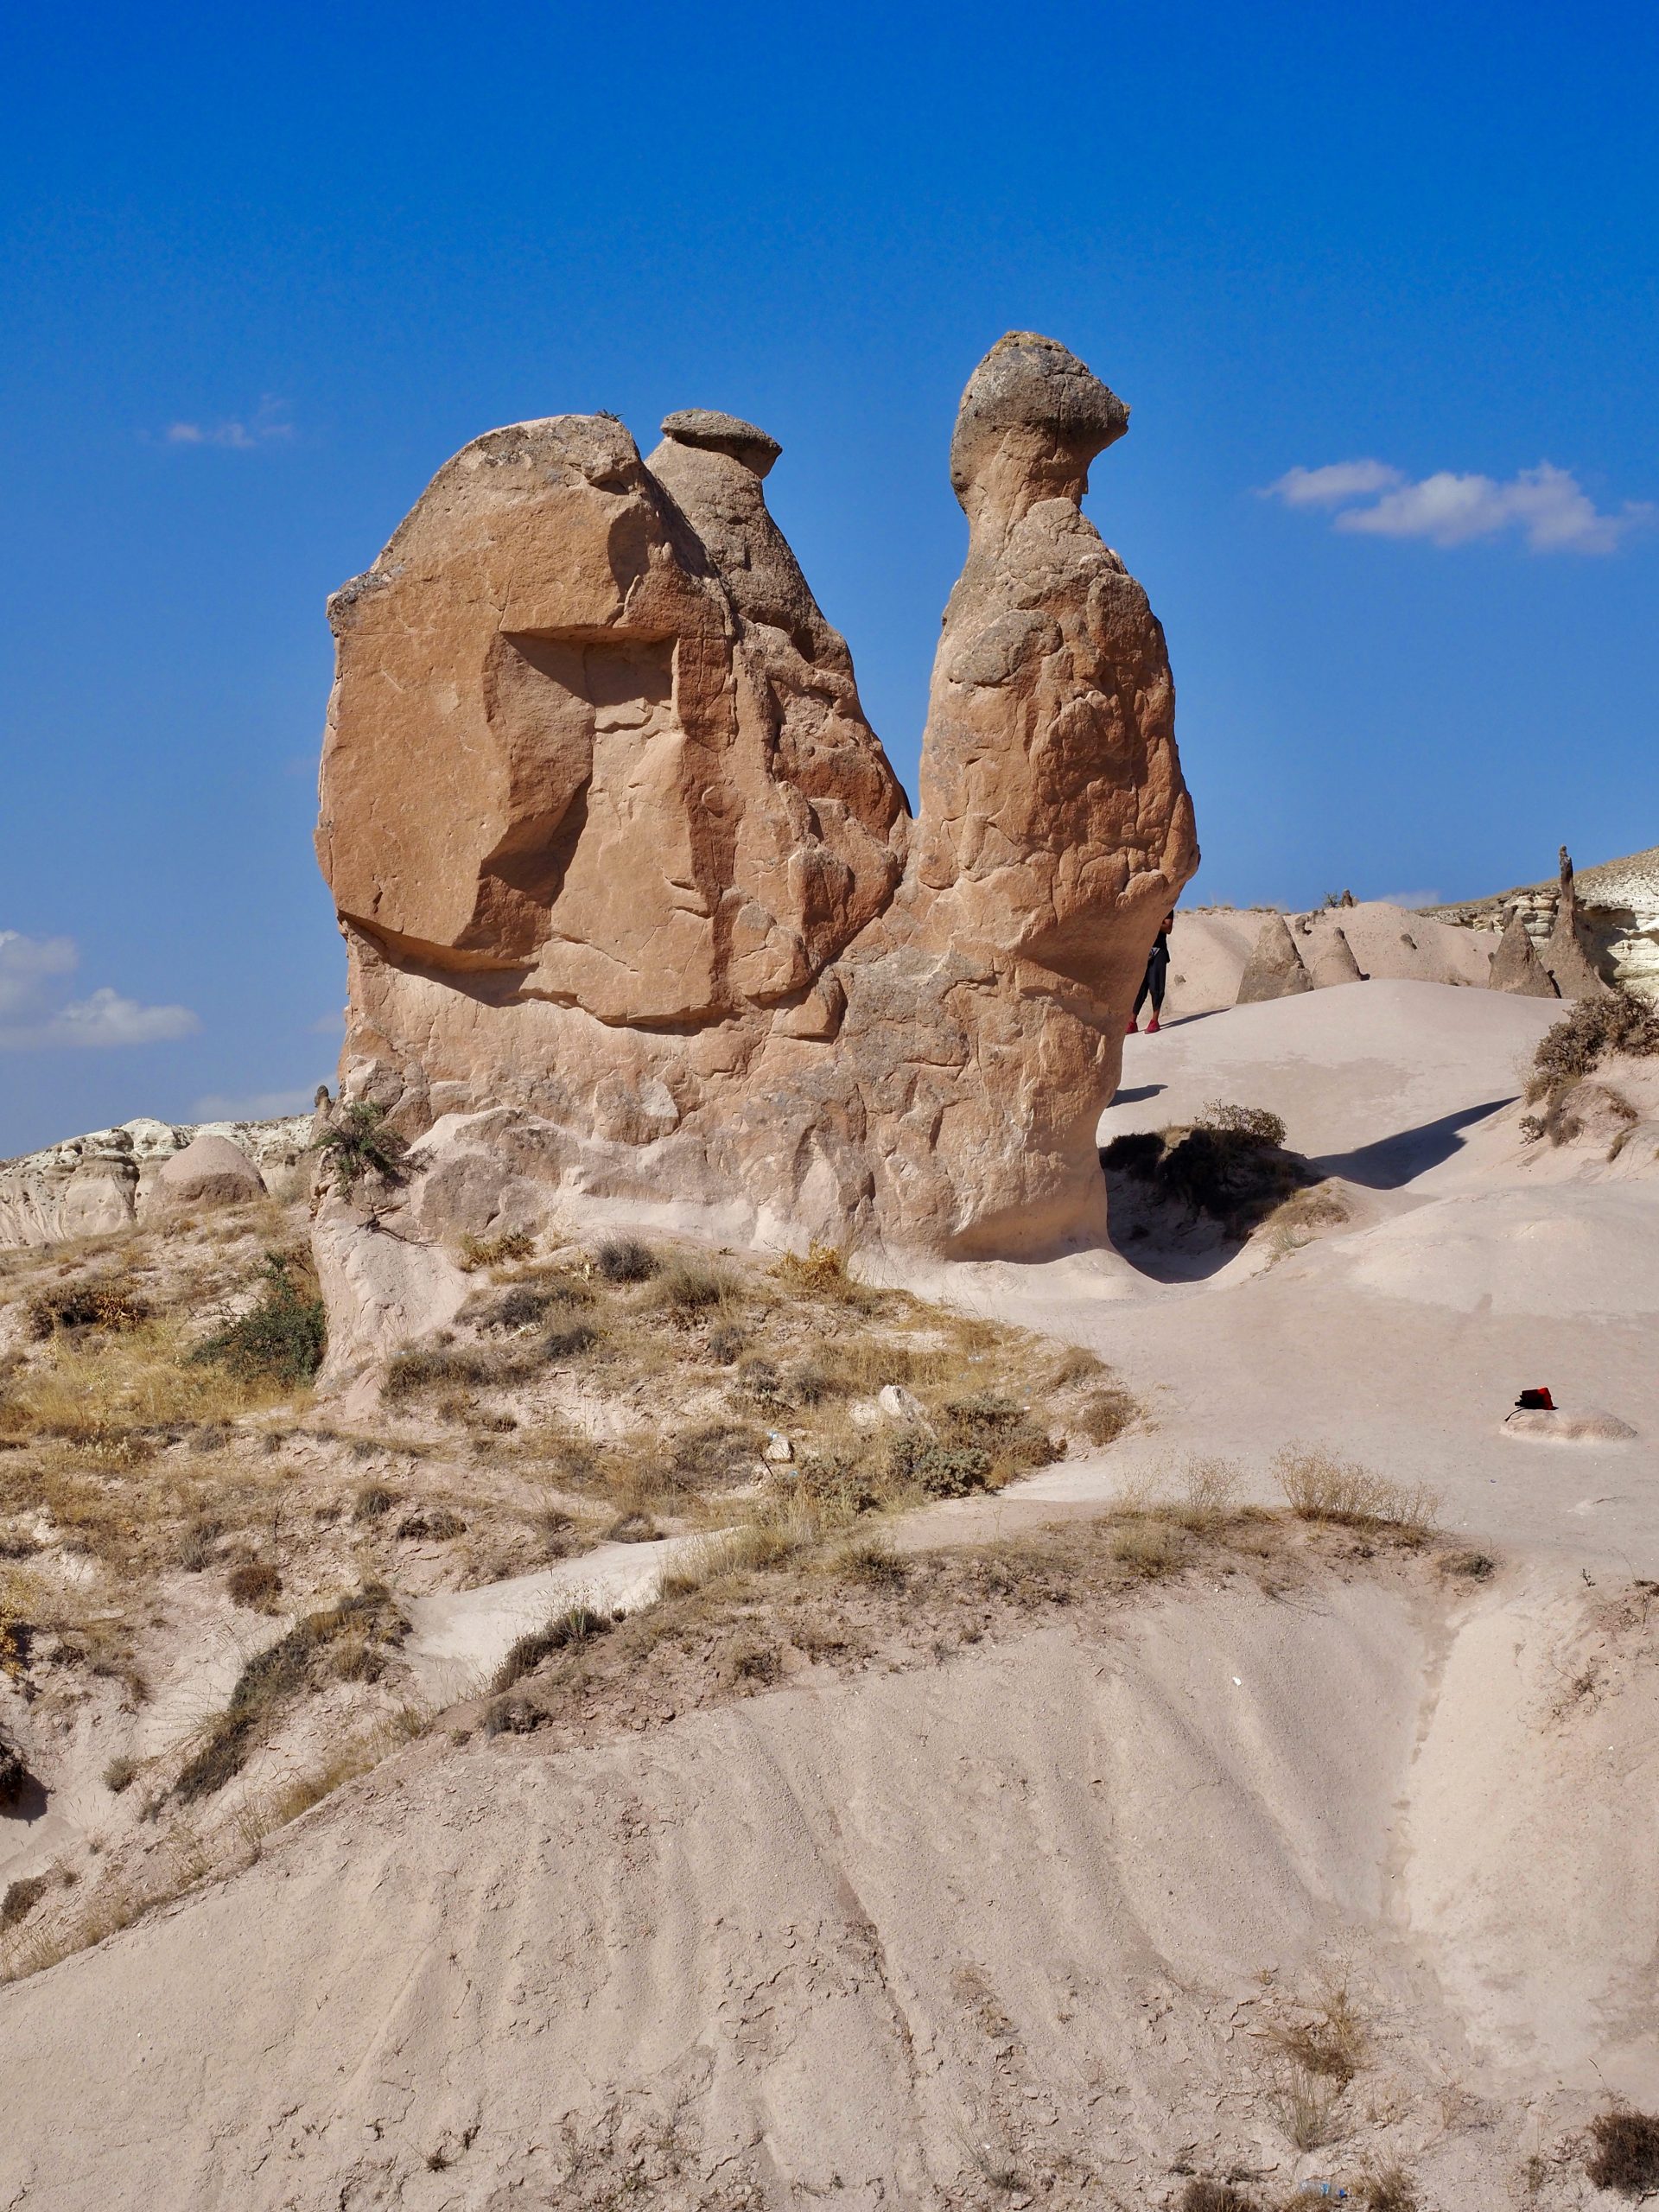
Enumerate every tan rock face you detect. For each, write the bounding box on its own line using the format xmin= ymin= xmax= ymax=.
xmin=316 ymin=334 xmax=1197 ymax=1260
xmin=153 ymin=1133 xmax=267 ymax=1211
xmin=1491 ymin=912 xmax=1560 ymax=998
xmin=1236 ymin=913 xmax=1313 ymax=1004
xmin=1306 ymin=925 xmax=1363 ymax=990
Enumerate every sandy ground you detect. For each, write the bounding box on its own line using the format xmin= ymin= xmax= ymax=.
xmin=1 ymin=976 xmax=1656 ymax=2209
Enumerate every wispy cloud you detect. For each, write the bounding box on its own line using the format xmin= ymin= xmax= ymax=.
xmin=309 ymin=1008 xmax=345 ymax=1035
xmin=1262 ymin=457 xmax=1652 ymax=554
xmin=0 ymin=932 xmax=200 ymax=1051
xmin=1266 ymin=460 xmax=1404 ymax=509
xmin=191 ymin=1087 xmax=319 ymax=1122
xmin=0 ymin=931 xmax=77 ymax=1019
xmin=160 ymin=395 xmax=294 ymax=450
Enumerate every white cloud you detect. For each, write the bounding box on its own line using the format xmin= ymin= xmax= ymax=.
xmin=0 ymin=933 xmax=200 ymax=1051
xmin=309 ymin=1008 xmax=345 ymax=1035
xmin=191 ymin=1088 xmax=320 ymax=1122
xmin=1263 ymin=456 xmax=1651 ymax=554
xmin=1263 ymin=460 xmax=1403 ymax=508
xmin=0 ymin=931 xmax=78 ymax=1019
xmin=43 ymin=989 xmax=200 ymax=1049
xmin=161 ymin=395 xmax=293 ymax=450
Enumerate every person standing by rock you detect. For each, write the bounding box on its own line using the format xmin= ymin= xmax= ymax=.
xmin=1128 ymin=910 xmax=1175 ymax=1033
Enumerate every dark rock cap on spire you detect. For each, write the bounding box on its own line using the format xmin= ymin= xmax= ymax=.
xmin=948 ymin=331 xmax=1129 ymax=511
xmin=659 ymin=409 xmax=782 ymax=478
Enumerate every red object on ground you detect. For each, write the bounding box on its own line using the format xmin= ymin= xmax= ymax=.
xmin=1125 ymin=1017 xmax=1138 ymax=1035
xmin=1145 ymin=1014 xmax=1160 ymax=1033
xmin=1533 ymin=1386 xmax=1555 ymax=1409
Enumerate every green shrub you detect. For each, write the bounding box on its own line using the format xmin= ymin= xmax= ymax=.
xmin=191 ymin=1252 xmax=325 ymax=1386
xmin=885 ymin=1428 xmax=993 ymax=1497
xmin=309 ymin=1100 xmax=408 ymax=1195
xmin=936 ymin=1392 xmax=1058 ymax=1473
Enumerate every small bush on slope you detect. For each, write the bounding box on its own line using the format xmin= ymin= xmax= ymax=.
xmin=1274 ymin=1447 xmax=1437 ymax=1537
xmin=1528 ymin=988 xmax=1659 ymax=1103
xmin=1101 ymin=1101 xmax=1313 ymax=1240
xmin=24 ymin=1275 xmax=149 ymax=1338
xmin=191 ymin=1251 xmax=325 ymax=1386
xmin=308 ymin=1102 xmax=408 ymax=1196
xmin=1586 ymin=2108 xmax=1659 ymax=2197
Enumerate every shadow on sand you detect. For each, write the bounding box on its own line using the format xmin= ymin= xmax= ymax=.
xmin=1312 ymin=1096 xmax=1516 ymax=1189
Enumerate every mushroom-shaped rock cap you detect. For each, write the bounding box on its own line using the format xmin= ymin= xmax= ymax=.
xmin=659 ymin=409 xmax=782 ymax=479
xmin=949 ymin=331 xmax=1129 ymax=510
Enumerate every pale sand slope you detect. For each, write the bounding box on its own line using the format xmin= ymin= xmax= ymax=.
xmin=2 ymin=1564 xmax=1654 ymax=2210
xmin=1162 ymin=905 xmax=1498 ymax=1019
xmin=961 ymin=980 xmax=1657 ymax=1574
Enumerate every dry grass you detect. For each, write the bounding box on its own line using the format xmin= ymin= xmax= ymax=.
xmin=593 ymin=1235 xmax=657 ymax=1283
xmin=1268 ymin=1980 xmax=1366 ymax=2086
xmin=1274 ymin=1447 xmax=1437 ymax=1536
xmin=1586 ymin=2108 xmax=1659 ymax=2196
xmin=1074 ymin=1385 xmax=1139 ymax=1446
xmin=457 ymin=1502 xmax=1421 ymax=1764
xmin=1176 ymin=1455 xmax=1243 ymax=1529
xmin=23 ymin=1274 xmax=149 ymax=1337
xmin=770 ymin=1242 xmax=871 ymax=1306
xmin=1274 ymin=2056 xmax=1340 ymax=2150
xmin=1109 ymin=1518 xmax=1185 ymax=1578
xmin=0 ymin=1318 xmax=290 ymax=1457
xmin=172 ymin=1584 xmax=408 ymax=1802
xmin=458 ymin=1229 xmax=534 ymax=1272
xmin=1528 ymin=989 xmax=1659 ymax=1104
xmin=0 ymin=1700 xmax=432 ymax=1987
xmin=1355 ymin=2165 xmax=1419 ymax=2212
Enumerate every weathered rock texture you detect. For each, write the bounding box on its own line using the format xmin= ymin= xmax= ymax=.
xmin=0 ymin=1117 xmax=308 ymax=1250
xmin=1306 ymin=925 xmax=1363 ymax=990
xmin=1539 ymin=847 xmax=1610 ymax=1001
xmin=1430 ymin=842 xmax=1659 ymax=1003
xmin=1573 ymin=845 xmax=1659 ymax=1001
xmin=1490 ymin=912 xmax=1559 ymax=998
xmin=152 ymin=1133 xmax=267 ymax=1211
xmin=315 ymin=334 xmax=1197 ymax=1261
xmin=1235 ymin=913 xmax=1313 ymax=1005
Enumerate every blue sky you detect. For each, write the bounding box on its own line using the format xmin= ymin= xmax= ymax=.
xmin=1 ymin=0 xmax=1655 ymax=1154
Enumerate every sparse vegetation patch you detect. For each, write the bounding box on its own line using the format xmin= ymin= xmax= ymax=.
xmin=173 ymin=1584 xmax=408 ymax=1802
xmin=1529 ymin=988 xmax=1659 ymax=1104
xmin=1586 ymin=2107 xmax=1659 ymax=2197
xmin=190 ymin=1250 xmax=326 ymax=1386
xmin=1274 ymin=1446 xmax=1437 ymax=1536
xmin=308 ymin=1101 xmax=409 ymax=1195
xmin=1101 ymin=1101 xmax=1324 ymax=1242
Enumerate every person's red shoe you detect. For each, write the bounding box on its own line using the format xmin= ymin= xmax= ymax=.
xmin=1125 ymin=1016 xmax=1138 ymax=1035
xmin=1145 ymin=1014 xmax=1160 ymax=1033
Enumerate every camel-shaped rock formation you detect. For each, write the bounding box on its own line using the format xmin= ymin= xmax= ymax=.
xmin=315 ymin=333 xmax=1197 ymax=1260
